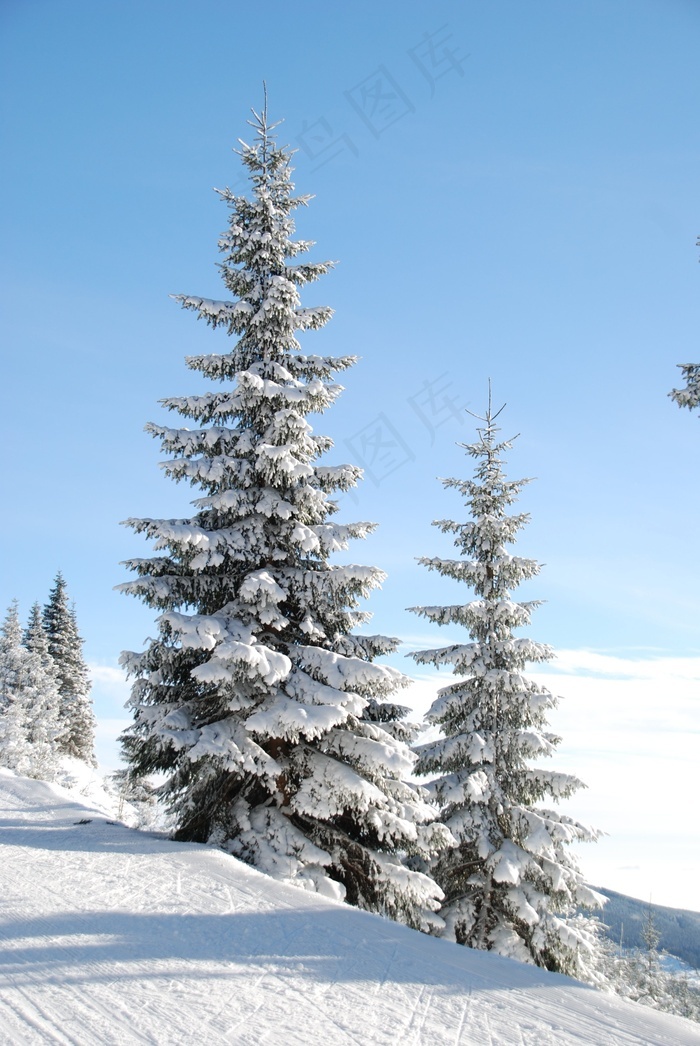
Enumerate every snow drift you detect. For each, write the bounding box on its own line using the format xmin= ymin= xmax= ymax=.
xmin=0 ymin=769 xmax=697 ymax=1045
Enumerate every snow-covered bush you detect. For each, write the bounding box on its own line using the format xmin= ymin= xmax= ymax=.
xmin=108 ymin=768 xmax=167 ymax=831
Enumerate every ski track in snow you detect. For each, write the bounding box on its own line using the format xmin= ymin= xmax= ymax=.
xmin=0 ymin=772 xmax=698 ymax=1045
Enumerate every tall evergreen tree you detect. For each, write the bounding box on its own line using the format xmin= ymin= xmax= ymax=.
xmin=43 ymin=573 xmax=96 ymax=764
xmin=408 ymin=396 xmax=602 ymax=976
xmin=0 ymin=602 xmax=60 ymax=779
xmin=118 ymin=102 xmax=451 ymax=928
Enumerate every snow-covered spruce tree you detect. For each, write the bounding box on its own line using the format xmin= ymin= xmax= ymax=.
xmin=118 ymin=103 xmax=451 ymax=928
xmin=25 ymin=602 xmax=57 ymax=677
xmin=599 ymin=912 xmax=700 ymax=1023
xmin=408 ymin=397 xmax=602 ymax=977
xmin=0 ymin=603 xmax=31 ymax=772
xmin=23 ymin=603 xmax=63 ymax=775
xmin=0 ymin=602 xmax=60 ymax=779
xmin=42 ymin=572 xmax=96 ymax=765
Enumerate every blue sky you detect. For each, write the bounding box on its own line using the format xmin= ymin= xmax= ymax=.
xmin=2 ymin=1 xmax=699 ymax=908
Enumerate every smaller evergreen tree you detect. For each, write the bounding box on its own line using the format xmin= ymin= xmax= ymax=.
xmin=408 ymin=395 xmax=602 ymax=979
xmin=23 ymin=603 xmax=63 ymax=776
xmin=641 ymin=903 xmax=662 ymax=981
xmin=43 ymin=573 xmax=96 ymax=764
xmin=0 ymin=603 xmax=32 ymax=772
xmin=24 ymin=603 xmax=57 ymax=675
xmin=0 ymin=602 xmax=61 ymax=779
xmin=599 ymin=914 xmax=700 ymax=1023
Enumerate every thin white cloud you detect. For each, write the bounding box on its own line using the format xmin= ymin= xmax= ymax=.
xmin=88 ymin=662 xmax=131 ymax=718
xmin=88 ymin=663 xmax=129 ymax=690
xmin=545 ymin=649 xmax=700 ymax=682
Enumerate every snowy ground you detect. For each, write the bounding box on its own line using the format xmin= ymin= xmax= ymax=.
xmin=1 ymin=771 xmax=698 ymax=1045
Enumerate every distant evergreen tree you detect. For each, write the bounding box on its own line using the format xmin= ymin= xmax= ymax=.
xmin=408 ymin=395 xmax=602 ymax=977
xmin=0 ymin=602 xmax=60 ymax=779
xmin=118 ymin=100 xmax=451 ymax=929
xmin=42 ymin=573 xmax=96 ymax=764
xmin=642 ymin=902 xmax=663 ymax=979
xmin=600 ymin=909 xmax=700 ymax=1024
xmin=25 ymin=602 xmax=56 ymax=674
xmin=23 ymin=603 xmax=63 ymax=773
xmin=0 ymin=603 xmax=31 ymax=772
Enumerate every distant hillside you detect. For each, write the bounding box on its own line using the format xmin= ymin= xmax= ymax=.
xmin=596 ymin=887 xmax=700 ymax=970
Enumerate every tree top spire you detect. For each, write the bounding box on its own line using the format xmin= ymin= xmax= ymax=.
xmin=465 ymin=379 xmax=506 ymax=430
xmin=246 ymin=82 xmax=283 ymax=157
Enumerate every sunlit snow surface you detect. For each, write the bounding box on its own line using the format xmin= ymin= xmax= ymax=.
xmin=0 ymin=770 xmax=697 ymax=1045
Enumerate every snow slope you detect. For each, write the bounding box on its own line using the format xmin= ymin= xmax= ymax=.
xmin=0 ymin=771 xmax=697 ymax=1046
